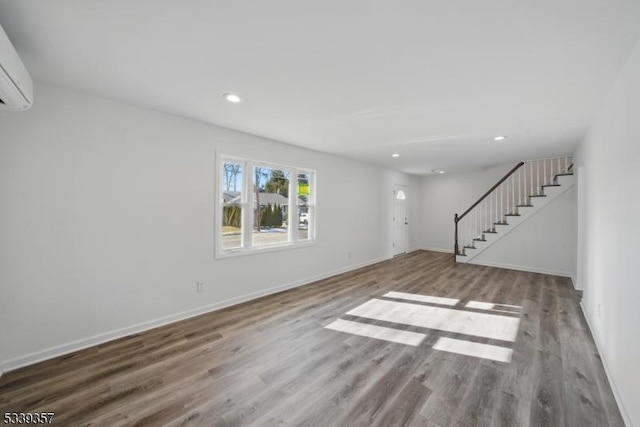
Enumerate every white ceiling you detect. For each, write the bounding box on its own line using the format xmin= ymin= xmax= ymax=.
xmin=1 ymin=1 xmax=639 ymax=174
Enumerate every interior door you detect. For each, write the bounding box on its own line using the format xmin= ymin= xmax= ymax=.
xmin=393 ymin=184 xmax=408 ymax=256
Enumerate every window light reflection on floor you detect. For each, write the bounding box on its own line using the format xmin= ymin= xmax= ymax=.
xmin=465 ymin=300 xmax=521 ymax=314
xmin=432 ymin=337 xmax=513 ymax=363
xmin=383 ymin=291 xmax=459 ymax=306
xmin=324 ymin=291 xmax=521 ymax=363
xmin=347 ymin=298 xmax=519 ymax=342
xmin=324 ymin=319 xmax=426 ymax=346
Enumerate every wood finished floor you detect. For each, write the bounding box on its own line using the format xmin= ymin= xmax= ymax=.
xmin=0 ymin=251 xmax=624 ymax=426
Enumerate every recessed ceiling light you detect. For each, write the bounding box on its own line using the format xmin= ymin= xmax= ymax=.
xmin=223 ymin=93 xmax=242 ymax=103
xmin=439 ymin=170 xmax=445 ymax=174
xmin=392 ymin=153 xmax=400 ymax=158
xmin=494 ymin=135 xmax=506 ymax=141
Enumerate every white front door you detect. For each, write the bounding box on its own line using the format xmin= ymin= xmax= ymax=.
xmin=393 ymin=184 xmax=408 ymax=256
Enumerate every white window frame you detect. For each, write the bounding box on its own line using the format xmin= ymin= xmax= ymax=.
xmin=216 ymin=155 xmax=316 ymax=258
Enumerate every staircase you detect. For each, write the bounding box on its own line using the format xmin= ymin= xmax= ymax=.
xmin=455 ymin=157 xmax=574 ymax=263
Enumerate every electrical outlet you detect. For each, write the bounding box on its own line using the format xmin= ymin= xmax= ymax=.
xmin=348 ymin=250 xmax=352 ymax=258
xmin=597 ymin=303 xmax=601 ymax=317
xmin=196 ymin=281 xmax=205 ymax=293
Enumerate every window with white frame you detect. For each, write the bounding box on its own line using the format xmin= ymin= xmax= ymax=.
xmin=218 ymin=156 xmax=315 ymax=255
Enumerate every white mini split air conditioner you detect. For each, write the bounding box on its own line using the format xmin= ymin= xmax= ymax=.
xmin=0 ymin=23 xmax=33 ymax=110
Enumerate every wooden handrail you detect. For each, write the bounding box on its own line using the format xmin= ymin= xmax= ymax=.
xmin=453 ymin=161 xmax=523 ymax=259
xmin=456 ymin=162 xmax=524 ymax=223
xmin=453 ymin=157 xmax=572 ymax=260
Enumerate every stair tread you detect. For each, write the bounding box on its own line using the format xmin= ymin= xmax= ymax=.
xmin=456 ymin=166 xmax=574 ymax=264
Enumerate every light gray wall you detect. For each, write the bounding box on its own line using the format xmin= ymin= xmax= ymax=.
xmin=573 ymin=40 xmax=640 ymax=427
xmin=472 ymin=186 xmax=577 ymax=278
xmin=0 ymin=83 xmax=412 ymax=371
xmin=408 ymin=176 xmax=425 ymax=251
xmin=414 ymin=164 xmax=514 ymax=252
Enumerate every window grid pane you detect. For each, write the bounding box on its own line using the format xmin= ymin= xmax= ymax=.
xmin=252 ymin=166 xmax=291 ymax=247
xmin=218 ymin=157 xmax=315 ymax=256
xmin=221 ymin=161 xmax=244 ymax=250
xmin=297 ymin=172 xmax=312 ymax=241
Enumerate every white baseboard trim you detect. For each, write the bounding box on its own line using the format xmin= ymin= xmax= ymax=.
xmin=572 ymin=277 xmax=584 ymax=291
xmin=579 ymin=302 xmax=630 ymax=427
xmin=1 ymin=256 xmax=389 ymax=374
xmin=421 ymin=246 xmax=454 ymax=254
xmin=468 ymin=259 xmax=572 ymax=278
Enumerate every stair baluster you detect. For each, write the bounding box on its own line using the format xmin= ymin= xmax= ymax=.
xmin=454 ymin=156 xmax=573 ymax=261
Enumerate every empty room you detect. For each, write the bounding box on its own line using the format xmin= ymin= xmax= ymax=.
xmin=1 ymin=1 xmax=639 ymax=426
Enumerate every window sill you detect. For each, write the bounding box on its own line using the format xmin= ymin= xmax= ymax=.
xmin=215 ymin=239 xmax=316 ymax=259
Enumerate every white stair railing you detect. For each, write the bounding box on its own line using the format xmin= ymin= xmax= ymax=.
xmin=454 ymin=156 xmax=573 ymax=258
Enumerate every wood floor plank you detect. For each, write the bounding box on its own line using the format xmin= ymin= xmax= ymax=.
xmin=0 ymin=250 xmax=624 ymax=426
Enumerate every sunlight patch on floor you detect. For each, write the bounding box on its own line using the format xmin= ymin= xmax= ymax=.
xmin=465 ymin=300 xmax=522 ymax=314
xmin=324 ymin=291 xmax=521 ymax=362
xmin=324 ymin=318 xmax=426 ymax=346
xmin=347 ymin=298 xmax=520 ymax=342
xmin=383 ymin=291 xmax=459 ymax=306
xmin=432 ymin=336 xmax=513 ymax=363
